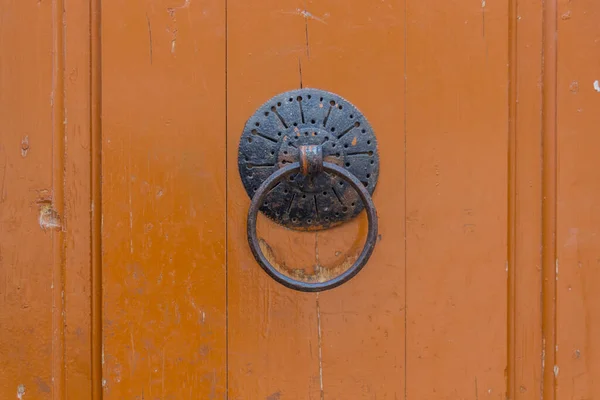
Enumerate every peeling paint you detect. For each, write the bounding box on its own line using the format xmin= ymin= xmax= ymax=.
xmin=16 ymin=384 xmax=25 ymax=399
xmin=594 ymin=80 xmax=600 ymax=92
xmin=20 ymin=136 xmax=29 ymax=157
xmin=296 ymin=8 xmax=327 ymax=24
xmin=38 ymin=203 xmax=61 ymax=230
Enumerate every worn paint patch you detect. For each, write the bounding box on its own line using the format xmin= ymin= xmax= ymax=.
xmin=16 ymin=384 xmax=25 ymax=399
xmin=20 ymin=136 xmax=29 ymax=157
xmin=34 ymin=377 xmax=50 ymax=394
xmin=266 ymin=391 xmax=281 ymax=400
xmin=594 ymin=80 xmax=600 ymax=92
xmin=38 ymin=202 xmax=61 ymax=230
xmin=258 ymin=238 xmax=357 ymax=283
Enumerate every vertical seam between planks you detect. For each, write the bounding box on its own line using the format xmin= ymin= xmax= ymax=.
xmin=541 ymin=0 xmax=558 ymax=398
xmin=51 ymin=0 xmax=67 ymax=397
xmin=507 ymin=0 xmax=518 ymax=397
xmin=403 ymin=0 xmax=408 ymax=398
xmin=225 ymin=0 xmax=229 ymax=397
xmin=91 ymin=0 xmax=103 ymax=397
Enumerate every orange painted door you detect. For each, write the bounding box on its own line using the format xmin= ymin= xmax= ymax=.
xmin=2 ymin=0 xmax=600 ymax=399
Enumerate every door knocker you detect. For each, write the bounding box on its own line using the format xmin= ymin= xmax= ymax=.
xmin=238 ymin=88 xmax=379 ymax=291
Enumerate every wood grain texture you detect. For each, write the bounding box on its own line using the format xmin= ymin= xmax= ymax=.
xmin=541 ymin=0 xmax=558 ymax=398
xmin=300 ymin=1 xmax=406 ymax=398
xmin=4 ymin=0 xmax=599 ymax=398
xmin=509 ymin=0 xmax=544 ymax=398
xmin=226 ymin=2 xmax=320 ymax=399
xmin=101 ymin=0 xmax=227 ymax=398
xmin=404 ymin=1 xmax=509 ymax=398
xmin=555 ymin=0 xmax=600 ymax=398
xmin=0 ymin=1 xmax=56 ymax=398
xmin=227 ymin=1 xmax=406 ymax=398
xmin=64 ymin=0 xmax=94 ymax=397
xmin=0 ymin=0 xmax=93 ymax=397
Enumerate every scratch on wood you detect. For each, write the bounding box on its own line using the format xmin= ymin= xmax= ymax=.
xmin=161 ymin=346 xmax=166 ymax=398
xmin=298 ymin=57 xmax=303 ymax=89
xmin=128 ymin=132 xmax=133 ymax=254
xmin=167 ymin=0 xmax=190 ymax=54
xmin=304 ymin=13 xmax=310 ymax=58
xmin=146 ymin=13 xmax=153 ymax=64
xmin=481 ymin=0 xmax=485 ymax=37
xmin=0 ymin=145 xmax=6 ymax=202
xmin=316 ymin=293 xmax=324 ymax=400
xmin=315 ymin=231 xmax=319 ymax=266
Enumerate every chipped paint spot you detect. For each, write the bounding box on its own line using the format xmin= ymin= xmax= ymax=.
xmin=594 ymin=80 xmax=600 ymax=92
xmin=38 ymin=203 xmax=61 ymax=230
xmin=569 ymin=81 xmax=579 ymax=93
xmin=553 ymin=365 xmax=559 ymax=377
xmin=351 ymin=137 xmax=357 ymax=146
xmin=20 ymin=136 xmax=30 ymax=157
xmin=17 ymin=384 xmax=25 ymax=399
xmin=296 ymin=8 xmax=327 ymax=24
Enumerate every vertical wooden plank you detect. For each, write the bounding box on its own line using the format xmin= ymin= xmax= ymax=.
xmin=228 ymin=0 xmax=406 ymax=398
xmin=227 ymin=2 xmax=320 ymax=399
xmin=64 ymin=0 xmax=94 ymax=397
xmin=0 ymin=1 xmax=62 ymax=398
xmin=91 ymin=0 xmax=103 ymax=397
xmin=541 ymin=0 xmax=558 ymax=398
xmin=405 ymin=1 xmax=509 ymax=398
xmin=555 ymin=0 xmax=600 ymax=398
xmin=101 ymin=0 xmax=227 ymax=398
xmin=509 ymin=0 xmax=544 ymax=398
xmin=300 ymin=1 xmax=406 ymax=398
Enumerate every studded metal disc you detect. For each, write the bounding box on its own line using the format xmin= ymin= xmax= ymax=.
xmin=238 ymin=88 xmax=379 ymax=231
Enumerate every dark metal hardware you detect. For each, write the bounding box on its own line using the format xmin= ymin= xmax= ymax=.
xmin=247 ymin=160 xmax=378 ymax=292
xmin=238 ymin=88 xmax=379 ymax=231
xmin=239 ymin=88 xmax=380 ymax=291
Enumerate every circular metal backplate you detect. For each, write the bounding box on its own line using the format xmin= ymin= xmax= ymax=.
xmin=238 ymin=88 xmax=379 ymax=231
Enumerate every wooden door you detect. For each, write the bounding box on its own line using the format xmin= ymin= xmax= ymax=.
xmin=2 ymin=0 xmax=600 ymax=399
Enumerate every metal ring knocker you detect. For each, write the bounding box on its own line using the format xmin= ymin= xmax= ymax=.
xmin=239 ymin=88 xmax=380 ymax=292
xmin=247 ymin=145 xmax=378 ymax=292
